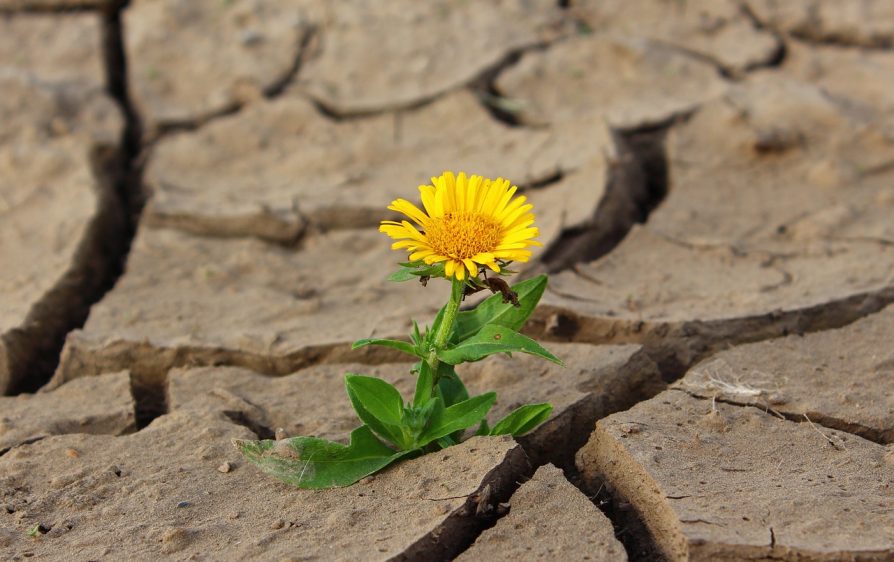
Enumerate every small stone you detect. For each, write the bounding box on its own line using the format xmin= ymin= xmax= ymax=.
xmin=176 ymin=501 xmax=190 ymax=508
xmin=216 ymin=461 xmax=232 ymax=473
xmin=270 ymin=519 xmax=285 ymax=530
xmin=64 ymin=448 xmax=79 ymax=459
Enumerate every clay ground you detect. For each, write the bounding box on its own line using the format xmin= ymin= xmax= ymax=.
xmin=1 ymin=0 xmax=893 ymax=560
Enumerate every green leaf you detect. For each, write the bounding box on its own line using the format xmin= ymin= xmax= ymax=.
xmin=417 ymin=392 xmax=496 ymax=447
xmin=436 ymin=364 xmax=469 ymax=407
xmin=490 ymin=403 xmax=553 ymax=437
xmin=475 ymin=419 xmax=490 ymax=436
xmin=434 ymin=364 xmax=470 ymax=442
xmin=387 ymin=268 xmax=417 ymax=282
xmin=402 ymin=396 xmax=438 ymax=434
xmin=351 ymin=338 xmax=420 ymax=358
xmin=438 ymin=325 xmax=563 ymax=366
xmin=453 ymin=275 xmax=547 ymax=342
xmin=235 ymin=426 xmax=411 ymax=489
xmin=413 ymin=361 xmax=434 ymax=407
xmin=425 ymin=302 xmax=451 ymax=347
xmin=344 ymin=375 xmax=408 ymax=448
xmin=389 ymin=261 xmax=446 ymax=282
xmin=411 ymin=321 xmax=422 ymax=346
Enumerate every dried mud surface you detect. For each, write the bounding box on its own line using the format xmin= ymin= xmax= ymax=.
xmin=1 ymin=0 xmax=893 ymax=560
xmin=0 ymin=12 xmax=124 ymax=394
xmin=456 ymin=464 xmax=627 ymax=561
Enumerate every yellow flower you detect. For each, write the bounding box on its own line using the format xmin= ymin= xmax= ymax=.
xmin=380 ymin=171 xmax=542 ymax=281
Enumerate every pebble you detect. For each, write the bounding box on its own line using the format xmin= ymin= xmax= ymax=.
xmin=64 ymin=448 xmax=80 ymax=459
xmin=217 ymin=461 xmax=232 ymax=473
xmin=176 ymin=501 xmax=190 ymax=508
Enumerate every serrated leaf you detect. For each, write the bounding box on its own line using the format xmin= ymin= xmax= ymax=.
xmin=235 ymin=426 xmax=410 ymax=489
xmin=417 ymin=392 xmax=496 ymax=447
xmin=345 ymin=374 xmax=409 ymax=449
xmin=490 ymin=403 xmax=553 ymax=437
xmin=351 ymin=338 xmax=420 ymax=358
xmin=438 ymin=325 xmax=563 ymax=366
xmin=453 ymin=275 xmax=547 ymax=341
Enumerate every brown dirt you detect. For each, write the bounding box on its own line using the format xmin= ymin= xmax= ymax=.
xmin=577 ymin=391 xmax=894 ymax=561
xmin=456 ymin=464 xmax=627 ymax=561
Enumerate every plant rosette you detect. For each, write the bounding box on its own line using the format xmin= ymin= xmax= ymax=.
xmin=235 ymin=171 xmax=562 ymax=489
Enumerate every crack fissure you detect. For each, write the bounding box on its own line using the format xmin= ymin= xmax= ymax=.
xmin=740 ymin=1 xmax=894 ymax=51
xmin=390 ymin=444 xmax=532 ymax=562
xmin=672 ymin=388 xmax=892 ymax=445
xmin=149 ymin=24 xmax=318 ymax=141
xmin=469 ymin=43 xmax=548 ymax=128
xmin=0 ymin=436 xmax=46 ymax=459
xmin=589 ymin=484 xmax=668 ymax=562
xmin=62 ymin=338 xmax=423 ymax=428
xmin=2 ymin=4 xmax=144 ymax=395
xmin=529 ymin=282 xmax=894 ymax=389
xmin=536 ymin=123 xmax=671 ymax=274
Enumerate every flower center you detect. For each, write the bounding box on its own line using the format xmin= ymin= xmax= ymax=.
xmin=426 ymin=212 xmax=503 ymax=259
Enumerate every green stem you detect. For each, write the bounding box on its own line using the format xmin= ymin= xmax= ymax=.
xmin=426 ymin=277 xmax=464 ymax=383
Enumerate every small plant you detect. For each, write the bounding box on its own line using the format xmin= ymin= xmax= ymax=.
xmin=235 ymin=172 xmax=561 ymax=489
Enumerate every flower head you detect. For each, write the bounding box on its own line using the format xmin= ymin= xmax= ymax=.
xmin=380 ymin=171 xmax=541 ymax=280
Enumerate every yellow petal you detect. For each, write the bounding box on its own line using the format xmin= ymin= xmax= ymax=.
xmin=410 ymin=249 xmax=435 ymax=261
xmin=501 ymin=203 xmax=534 ymax=228
xmin=502 ymin=227 xmax=539 ymax=245
xmin=506 ymin=213 xmax=536 ymax=231
xmin=492 ymin=185 xmax=519 ymax=216
xmin=441 ymin=172 xmax=457 ymax=211
xmin=496 ymin=195 xmax=527 ymax=222
xmin=424 ymin=254 xmax=449 ymax=264
xmin=456 ymin=172 xmax=468 ymax=212
xmin=479 ymin=179 xmax=507 ymax=216
xmin=467 ymin=174 xmax=482 ymax=212
xmin=419 ymin=185 xmax=440 ymax=218
xmin=462 ymin=258 xmax=478 ymax=277
xmin=388 ymin=199 xmax=430 ymax=227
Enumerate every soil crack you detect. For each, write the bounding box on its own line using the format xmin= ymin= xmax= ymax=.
xmin=150 ymin=24 xmax=318 ymax=140
xmin=671 ymin=387 xmax=890 ymax=446
xmin=534 ymin=123 xmax=671 ymax=274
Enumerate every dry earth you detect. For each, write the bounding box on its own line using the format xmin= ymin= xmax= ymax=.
xmin=1 ymin=1 xmax=893 ymax=561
